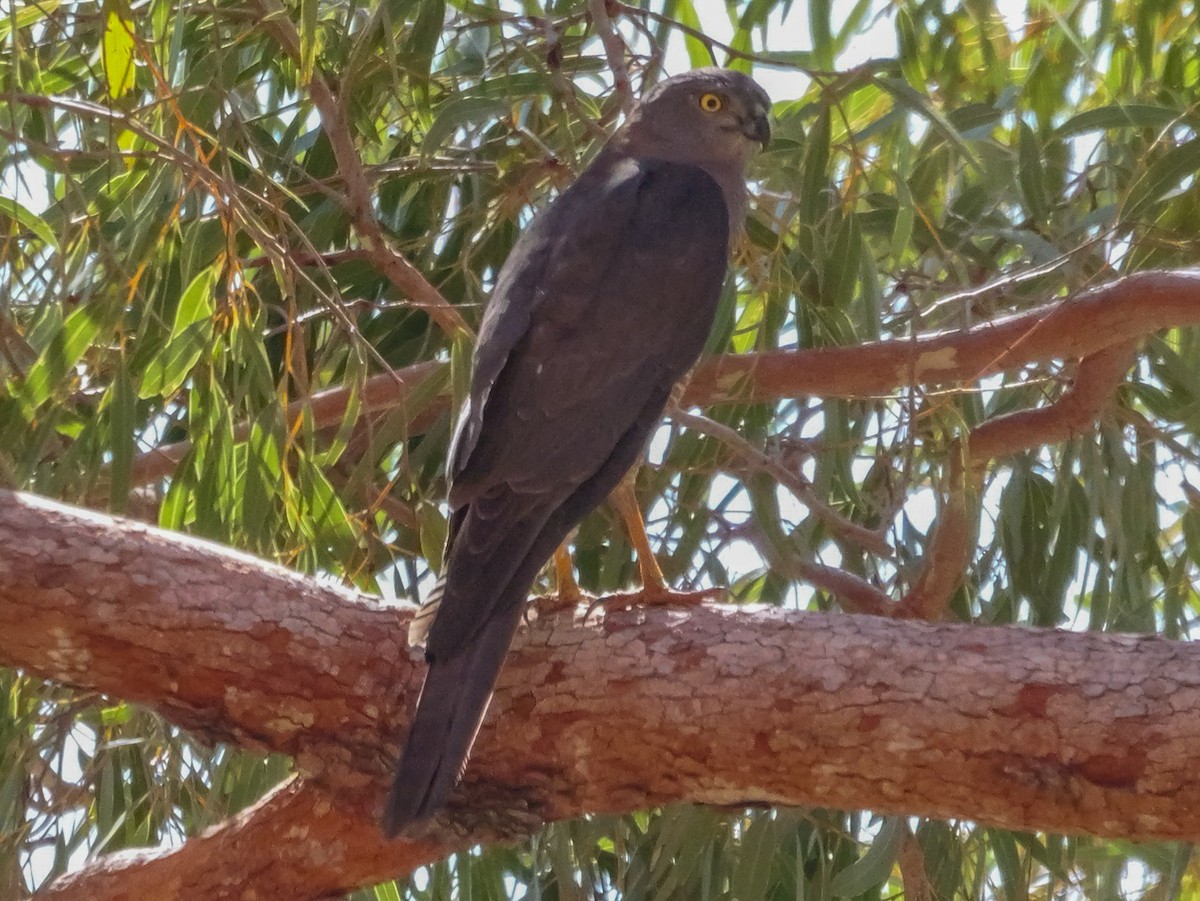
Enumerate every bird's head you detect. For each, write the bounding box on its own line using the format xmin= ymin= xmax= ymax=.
xmin=620 ymin=68 xmax=772 ymax=170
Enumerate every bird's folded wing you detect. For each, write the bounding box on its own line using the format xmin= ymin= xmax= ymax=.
xmin=448 ymin=158 xmax=731 ymax=510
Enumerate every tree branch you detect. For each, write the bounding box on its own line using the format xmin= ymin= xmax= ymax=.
xmin=682 ymin=269 xmax=1200 ymax=404
xmin=897 ymin=444 xmax=971 ymax=620
xmin=967 ymin=340 xmax=1139 ymax=465
xmin=589 ymin=0 xmax=635 ymax=114
xmin=106 ymin=360 xmax=443 ymax=499
xmin=35 ymin=779 xmax=459 ymax=901
xmin=116 ymin=269 xmax=1196 ymax=495
xmin=6 ymin=491 xmax=1200 ymax=897
xmin=896 ymin=340 xmax=1138 ymax=619
xmin=669 ymin=406 xmax=890 ymax=555
xmin=255 ymin=0 xmax=471 ymax=340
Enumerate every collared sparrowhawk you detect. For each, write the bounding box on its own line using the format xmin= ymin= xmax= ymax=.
xmin=383 ymin=68 xmax=771 ymax=834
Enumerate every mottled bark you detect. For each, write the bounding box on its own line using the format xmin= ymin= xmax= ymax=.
xmin=36 ymin=780 xmax=457 ymax=901
xmin=3 ymin=491 xmax=1200 ymax=899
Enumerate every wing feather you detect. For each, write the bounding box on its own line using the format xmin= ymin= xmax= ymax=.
xmin=388 ymin=155 xmax=732 ymax=832
xmin=450 ymin=157 xmax=730 ymax=506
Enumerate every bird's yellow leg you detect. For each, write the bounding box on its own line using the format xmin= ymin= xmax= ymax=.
xmin=602 ymin=476 xmax=723 ymax=610
xmin=554 ymin=544 xmax=586 ymax=604
xmin=611 ymin=479 xmax=669 ymax=594
xmin=535 ymin=543 xmax=590 ymax=615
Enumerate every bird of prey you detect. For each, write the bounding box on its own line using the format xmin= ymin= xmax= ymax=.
xmin=382 ymin=67 xmax=771 ymax=835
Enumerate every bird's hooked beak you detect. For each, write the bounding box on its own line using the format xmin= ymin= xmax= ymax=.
xmin=742 ymin=107 xmax=771 ymax=148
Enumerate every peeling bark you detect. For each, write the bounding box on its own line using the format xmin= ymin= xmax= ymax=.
xmin=4 ymin=491 xmax=1200 ymax=898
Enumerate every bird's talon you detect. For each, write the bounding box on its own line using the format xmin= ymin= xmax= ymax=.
xmin=639 ymin=586 xmax=725 ymax=608
xmin=583 ymin=586 xmax=724 ymax=621
xmin=534 ymin=589 xmax=592 ymax=617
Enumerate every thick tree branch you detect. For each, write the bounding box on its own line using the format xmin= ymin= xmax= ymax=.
xmin=5 ymin=491 xmax=1200 ymax=897
xmin=683 ymin=270 xmax=1200 ymax=404
xmin=35 ymin=779 xmax=459 ymax=901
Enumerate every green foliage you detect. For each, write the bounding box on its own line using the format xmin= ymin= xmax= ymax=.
xmin=3 ymin=0 xmax=1200 ymax=897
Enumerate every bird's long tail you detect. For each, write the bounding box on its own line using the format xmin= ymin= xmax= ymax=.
xmin=382 ymin=425 xmax=658 ymax=834
xmin=381 ymin=596 xmax=525 ymax=836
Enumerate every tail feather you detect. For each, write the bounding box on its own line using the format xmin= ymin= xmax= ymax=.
xmin=381 ymin=598 xmax=525 ymax=836
xmin=407 ymin=575 xmax=445 ymax=649
xmin=383 ymin=391 xmax=676 ymax=835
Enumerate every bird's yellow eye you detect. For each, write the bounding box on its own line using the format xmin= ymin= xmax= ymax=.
xmin=698 ymin=93 xmax=724 ymax=112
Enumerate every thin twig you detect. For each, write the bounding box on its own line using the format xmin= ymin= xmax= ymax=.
xmin=742 ymin=522 xmax=894 ymax=615
xmin=669 ymin=405 xmax=892 ymax=556
xmin=897 ymin=443 xmax=970 ymax=620
xmin=242 ymin=248 xmax=375 ymax=269
xmin=544 ymin=14 xmax=609 ymax=142
xmin=589 ymin=0 xmax=634 ymax=114
xmin=617 ymin=2 xmax=890 ymax=79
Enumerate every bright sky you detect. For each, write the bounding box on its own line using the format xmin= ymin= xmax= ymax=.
xmin=666 ymin=0 xmax=1027 ymax=99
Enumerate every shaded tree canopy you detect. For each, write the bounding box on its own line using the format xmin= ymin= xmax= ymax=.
xmin=4 ymin=0 xmax=1200 ymax=897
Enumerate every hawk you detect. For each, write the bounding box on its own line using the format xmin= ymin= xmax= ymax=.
xmin=383 ymin=68 xmax=771 ymax=834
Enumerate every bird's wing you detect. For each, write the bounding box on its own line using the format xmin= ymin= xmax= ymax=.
xmin=430 ymin=157 xmax=730 ymax=657
xmin=385 ymin=158 xmax=730 ymax=834
xmin=446 ymin=155 xmax=728 ymax=499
